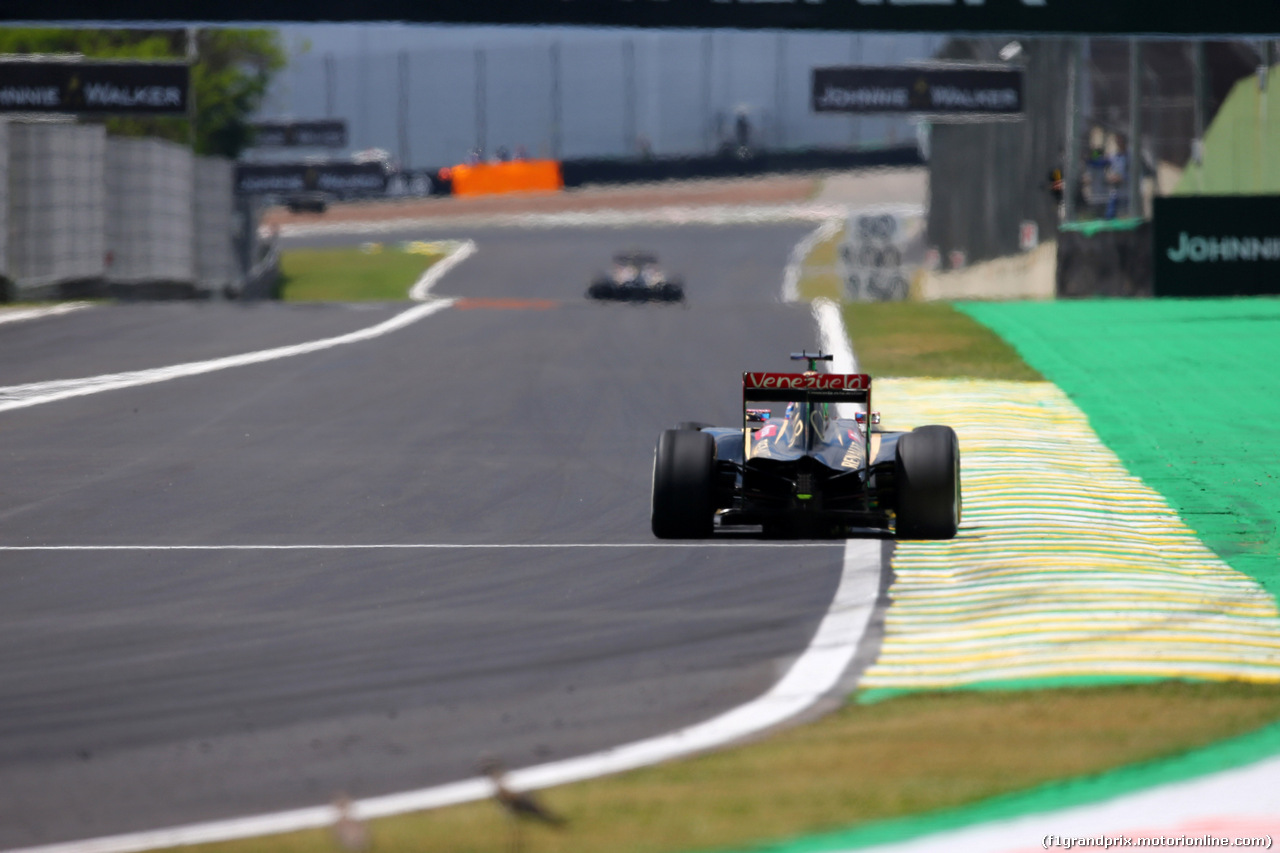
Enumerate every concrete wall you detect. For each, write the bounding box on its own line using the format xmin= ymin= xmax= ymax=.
xmin=194 ymin=156 xmax=238 ymax=294
xmin=6 ymin=123 xmax=107 ymax=296
xmin=104 ymin=137 xmax=195 ymax=287
xmin=0 ymin=125 xmax=236 ymax=300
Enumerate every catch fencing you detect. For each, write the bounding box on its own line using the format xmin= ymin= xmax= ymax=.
xmin=926 ymin=38 xmax=1071 ymax=268
xmin=1 ymin=120 xmax=238 ymax=300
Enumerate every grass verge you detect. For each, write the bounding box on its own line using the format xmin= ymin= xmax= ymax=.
xmin=279 ymin=244 xmax=443 ymax=301
xmin=791 ymin=233 xmax=1041 ymax=380
xmin=177 ymin=682 xmax=1280 ymax=853
xmin=841 ymin=301 xmax=1043 ymax=381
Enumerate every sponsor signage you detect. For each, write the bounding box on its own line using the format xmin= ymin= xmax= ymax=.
xmin=813 ymin=66 xmax=1022 ymax=115
xmin=251 ymin=119 xmax=347 ymax=148
xmin=0 ymin=60 xmax=188 ymax=114
xmin=1153 ymin=196 xmax=1280 ymax=297
xmin=9 ymin=1 xmax=1280 ymax=35
xmin=743 ymin=373 xmax=871 ymax=391
xmin=234 ymin=162 xmax=388 ymax=195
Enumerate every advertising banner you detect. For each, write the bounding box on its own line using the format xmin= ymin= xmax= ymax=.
xmin=0 ymin=61 xmax=189 ymax=115
xmin=1153 ymin=196 xmax=1280 ymax=297
xmin=250 ymin=120 xmax=347 ymax=148
xmin=813 ymin=66 xmax=1022 ymax=116
xmin=234 ymin=162 xmax=387 ymax=196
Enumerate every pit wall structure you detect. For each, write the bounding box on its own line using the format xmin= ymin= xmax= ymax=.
xmin=0 ymin=120 xmax=237 ymax=300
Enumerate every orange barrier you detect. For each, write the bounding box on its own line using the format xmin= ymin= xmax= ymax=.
xmin=448 ymin=159 xmax=563 ymax=197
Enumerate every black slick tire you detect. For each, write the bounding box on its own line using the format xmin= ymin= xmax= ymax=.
xmin=894 ymin=425 xmax=961 ymax=539
xmin=651 ymin=429 xmax=716 ymax=539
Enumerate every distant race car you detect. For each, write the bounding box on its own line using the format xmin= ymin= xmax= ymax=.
xmin=651 ymin=351 xmax=961 ymax=539
xmin=586 ymin=251 xmax=685 ymax=303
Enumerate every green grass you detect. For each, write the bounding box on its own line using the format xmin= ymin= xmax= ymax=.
xmin=842 ymin=301 xmax=1043 ymax=381
xmin=279 ymin=244 xmax=443 ymax=301
xmin=176 ymin=682 xmax=1280 ymax=853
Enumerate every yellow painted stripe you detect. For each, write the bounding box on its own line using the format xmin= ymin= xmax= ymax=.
xmin=860 ymin=379 xmax=1280 ymax=690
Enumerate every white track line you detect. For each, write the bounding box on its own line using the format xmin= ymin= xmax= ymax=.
xmin=0 ymin=303 xmax=92 ymax=324
xmin=407 ymin=239 xmax=475 ymax=300
xmin=280 ymin=203 xmax=855 ymax=239
xmin=0 ymin=242 xmax=476 ymax=415
xmin=781 ymin=218 xmax=844 ymax=303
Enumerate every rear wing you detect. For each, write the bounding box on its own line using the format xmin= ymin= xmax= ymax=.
xmin=742 ymin=371 xmax=873 ymax=466
xmin=742 ymin=372 xmax=870 ymax=404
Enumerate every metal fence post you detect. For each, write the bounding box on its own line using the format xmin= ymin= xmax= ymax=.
xmin=1063 ymin=38 xmax=1083 ymax=222
xmin=475 ymin=48 xmax=487 ymax=158
xmin=1128 ymin=39 xmax=1143 ymax=218
xmin=550 ymin=41 xmax=562 ymax=160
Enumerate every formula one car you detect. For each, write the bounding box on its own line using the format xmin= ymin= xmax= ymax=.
xmin=651 ymin=352 xmax=960 ymax=539
xmin=586 ymin=251 xmax=685 ymax=303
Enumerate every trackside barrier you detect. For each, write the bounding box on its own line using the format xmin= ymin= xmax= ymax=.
xmin=1153 ymin=195 xmax=1280 ymax=297
xmin=448 ymin=160 xmax=563 ymax=197
xmin=105 ymin=137 xmax=196 ymax=296
xmin=0 ymin=120 xmax=237 ymax=301
xmin=5 ymin=122 xmax=107 ymax=298
xmin=1056 ymin=218 xmax=1152 ymax=298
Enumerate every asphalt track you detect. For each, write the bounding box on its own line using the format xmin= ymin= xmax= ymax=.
xmin=0 ymin=224 xmax=881 ymax=848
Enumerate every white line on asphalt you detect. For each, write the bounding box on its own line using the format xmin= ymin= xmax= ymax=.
xmin=0 ymin=542 xmax=845 ymax=551
xmin=0 ymin=242 xmax=476 ymax=415
xmin=280 ymin=203 xmax=857 ymax=239
xmin=5 ymin=540 xmax=882 ymax=853
xmin=0 ymin=303 xmax=92 ymax=324
xmin=407 ymin=239 xmax=475 ymax=300
xmin=781 ymin=218 xmax=844 ymax=303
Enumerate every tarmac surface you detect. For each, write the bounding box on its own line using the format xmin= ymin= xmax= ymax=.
xmin=0 ymin=222 xmax=874 ymax=847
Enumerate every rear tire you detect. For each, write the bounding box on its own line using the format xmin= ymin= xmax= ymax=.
xmin=587 ymin=279 xmax=613 ymax=300
xmin=651 ymin=429 xmax=716 ymax=539
xmin=894 ymin=425 xmax=960 ymax=539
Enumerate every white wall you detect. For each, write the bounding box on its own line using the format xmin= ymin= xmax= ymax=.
xmin=2 ymin=125 xmax=236 ymax=297
xmin=6 ymin=123 xmax=107 ymax=293
xmin=104 ymin=137 xmax=195 ymax=285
